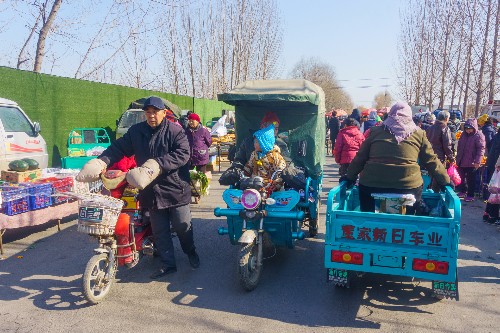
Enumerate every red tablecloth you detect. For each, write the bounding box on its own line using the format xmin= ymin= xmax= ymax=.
xmin=0 ymin=202 xmax=78 ymax=229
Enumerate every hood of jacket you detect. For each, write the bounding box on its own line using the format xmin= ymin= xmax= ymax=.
xmin=349 ymin=109 xmax=361 ymax=122
xmin=464 ymin=118 xmax=478 ymax=133
xmin=340 ymin=125 xmax=361 ymax=136
xmin=368 ymin=110 xmax=378 ymax=120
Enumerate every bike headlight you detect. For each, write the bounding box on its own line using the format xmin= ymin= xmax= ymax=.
xmin=241 ymin=189 xmax=261 ymax=210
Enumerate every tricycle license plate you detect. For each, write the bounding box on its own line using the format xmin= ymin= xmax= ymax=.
xmin=79 ymin=206 xmax=104 ymax=222
xmin=327 ymin=268 xmax=348 ymax=284
xmin=432 ymin=281 xmax=459 ymax=300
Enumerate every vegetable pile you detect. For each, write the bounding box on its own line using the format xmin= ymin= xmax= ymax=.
xmin=189 ymin=170 xmax=209 ymax=195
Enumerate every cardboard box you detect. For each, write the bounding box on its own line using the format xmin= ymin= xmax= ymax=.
xmin=2 ymin=169 xmax=42 ymax=183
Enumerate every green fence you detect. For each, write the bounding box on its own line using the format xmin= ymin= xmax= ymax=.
xmin=0 ymin=66 xmax=232 ymax=166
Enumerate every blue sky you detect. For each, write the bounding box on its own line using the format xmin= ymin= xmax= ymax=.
xmin=277 ymin=0 xmax=403 ymax=107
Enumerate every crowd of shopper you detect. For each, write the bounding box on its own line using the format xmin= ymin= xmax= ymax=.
xmin=327 ymin=102 xmax=499 ymax=228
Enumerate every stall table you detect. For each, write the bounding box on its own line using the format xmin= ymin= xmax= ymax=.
xmin=217 ymin=143 xmax=232 ymax=172
xmin=0 ymin=201 xmax=78 ymax=255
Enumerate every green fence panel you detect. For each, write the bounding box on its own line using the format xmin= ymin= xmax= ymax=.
xmin=0 ymin=66 xmax=232 ymax=166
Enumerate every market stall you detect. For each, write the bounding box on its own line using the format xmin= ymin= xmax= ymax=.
xmin=210 ymin=134 xmax=235 ymax=172
xmin=0 ymin=168 xmax=101 ymax=255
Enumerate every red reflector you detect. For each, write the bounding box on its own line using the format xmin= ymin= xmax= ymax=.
xmin=331 ymin=250 xmax=363 ymax=265
xmin=412 ymin=258 xmax=449 ymax=275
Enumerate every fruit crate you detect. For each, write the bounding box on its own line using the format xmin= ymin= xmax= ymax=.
xmin=23 ymin=183 xmax=53 ymax=210
xmin=1 ymin=184 xmax=30 ymax=216
xmin=36 ymin=177 xmax=75 ymax=205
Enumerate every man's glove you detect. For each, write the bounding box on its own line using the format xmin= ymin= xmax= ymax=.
xmin=76 ymin=158 xmax=107 ymax=182
xmin=126 ymin=159 xmax=162 ymax=190
xmin=339 ymin=176 xmax=354 ymax=189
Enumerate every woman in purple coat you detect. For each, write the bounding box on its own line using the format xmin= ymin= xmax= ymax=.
xmin=456 ymin=118 xmax=486 ymax=202
xmin=185 ymin=113 xmax=212 ymax=173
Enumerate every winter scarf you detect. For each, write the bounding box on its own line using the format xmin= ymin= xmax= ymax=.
xmin=383 ymin=101 xmax=420 ymax=144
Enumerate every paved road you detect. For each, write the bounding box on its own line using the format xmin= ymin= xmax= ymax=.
xmin=1 ymin=156 xmax=499 ymax=333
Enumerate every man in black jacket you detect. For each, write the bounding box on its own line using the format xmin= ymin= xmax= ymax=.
xmin=447 ymin=113 xmax=460 ymax=154
xmin=328 ymin=110 xmax=340 ymax=153
xmin=77 ymin=96 xmax=199 ymax=279
xmin=426 ymin=110 xmax=455 ymax=192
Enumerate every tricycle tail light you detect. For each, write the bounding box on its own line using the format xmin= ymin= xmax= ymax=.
xmin=331 ymin=250 xmax=363 ymax=265
xmin=241 ymin=189 xmax=261 ymax=210
xmin=412 ymin=259 xmax=448 ymax=275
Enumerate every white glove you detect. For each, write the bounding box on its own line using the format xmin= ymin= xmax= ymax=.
xmin=76 ymin=158 xmax=107 ymax=182
xmin=126 ymin=159 xmax=162 ymax=190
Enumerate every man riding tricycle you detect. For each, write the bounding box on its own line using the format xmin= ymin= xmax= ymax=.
xmin=214 ymin=79 xmax=325 ymax=290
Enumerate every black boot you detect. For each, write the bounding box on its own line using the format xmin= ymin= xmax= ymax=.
xmin=188 ymin=251 xmax=200 ymax=268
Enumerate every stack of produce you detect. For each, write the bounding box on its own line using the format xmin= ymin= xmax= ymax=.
xmin=211 ymin=133 xmax=235 ymax=145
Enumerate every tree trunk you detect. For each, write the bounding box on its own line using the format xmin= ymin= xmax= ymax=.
xmin=463 ymin=0 xmax=478 ymax=114
xmin=488 ymin=0 xmax=500 ymax=100
xmin=33 ymin=0 xmax=63 ymax=73
xmin=474 ymin=0 xmax=492 ymax=117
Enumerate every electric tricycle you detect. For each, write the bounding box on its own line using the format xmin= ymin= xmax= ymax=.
xmin=214 ymin=79 xmax=326 ymax=290
xmin=325 ymin=182 xmax=461 ymax=300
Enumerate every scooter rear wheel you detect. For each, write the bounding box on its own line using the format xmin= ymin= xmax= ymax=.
xmin=238 ymin=242 xmax=262 ymax=291
xmin=82 ymin=253 xmax=117 ymax=304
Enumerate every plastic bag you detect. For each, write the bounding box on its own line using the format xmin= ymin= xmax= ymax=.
xmin=210 ymin=115 xmax=228 ymax=137
xmin=447 ymin=163 xmax=462 ymax=186
xmin=488 ymin=193 xmax=500 ymax=204
xmin=488 ymin=170 xmax=500 ymax=194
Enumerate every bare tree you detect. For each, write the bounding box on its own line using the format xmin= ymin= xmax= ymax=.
xmin=398 ymin=0 xmax=498 ymax=115
xmin=289 ymin=57 xmax=353 ymax=112
xmin=488 ymin=0 xmax=500 ymax=100
xmin=474 ymin=0 xmax=493 ymax=116
xmin=33 ymin=0 xmax=63 ymax=72
xmin=157 ymin=0 xmax=282 ymax=99
xmin=373 ymin=91 xmax=393 ymax=109
xmin=17 ymin=12 xmax=41 ymax=69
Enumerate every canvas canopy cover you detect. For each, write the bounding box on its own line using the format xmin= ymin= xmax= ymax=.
xmin=128 ymin=96 xmax=181 ymax=119
xmin=218 ymin=79 xmax=326 ymax=178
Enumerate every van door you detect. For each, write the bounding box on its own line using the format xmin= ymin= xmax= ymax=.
xmin=0 ymin=105 xmax=48 ymax=170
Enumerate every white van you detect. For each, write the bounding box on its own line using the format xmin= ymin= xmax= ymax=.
xmin=481 ymin=99 xmax=500 ymax=119
xmin=0 ymin=97 xmax=48 ymax=170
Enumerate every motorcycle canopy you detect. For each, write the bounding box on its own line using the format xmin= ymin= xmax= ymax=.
xmin=218 ymin=79 xmax=325 ymax=178
xmin=128 ymin=96 xmax=181 ymax=119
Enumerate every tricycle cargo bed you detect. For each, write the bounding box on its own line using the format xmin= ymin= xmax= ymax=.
xmin=325 ymin=185 xmax=460 ymax=283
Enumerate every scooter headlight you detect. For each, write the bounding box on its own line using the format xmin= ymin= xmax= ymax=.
xmin=241 ymin=189 xmax=261 ymax=210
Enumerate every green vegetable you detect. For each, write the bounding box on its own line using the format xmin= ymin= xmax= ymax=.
xmin=9 ymin=160 xmax=29 ymax=172
xmin=22 ymin=158 xmax=39 ymax=170
xmin=189 ymin=170 xmax=210 ymax=195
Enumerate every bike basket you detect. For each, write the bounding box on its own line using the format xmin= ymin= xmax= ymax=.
xmin=76 ymin=193 xmax=124 ymax=236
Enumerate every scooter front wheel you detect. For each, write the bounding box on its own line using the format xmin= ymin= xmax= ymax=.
xmin=238 ymin=241 xmax=262 ymax=291
xmin=82 ymin=253 xmax=117 ymax=304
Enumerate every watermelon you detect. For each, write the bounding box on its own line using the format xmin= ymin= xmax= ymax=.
xmin=9 ymin=160 xmax=29 ymax=172
xmin=22 ymin=158 xmax=39 ymax=170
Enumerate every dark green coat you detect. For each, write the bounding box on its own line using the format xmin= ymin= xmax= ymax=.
xmin=346 ymin=125 xmax=450 ymax=189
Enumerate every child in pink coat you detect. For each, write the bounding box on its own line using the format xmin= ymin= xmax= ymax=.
xmin=334 ymin=118 xmax=365 ymax=177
